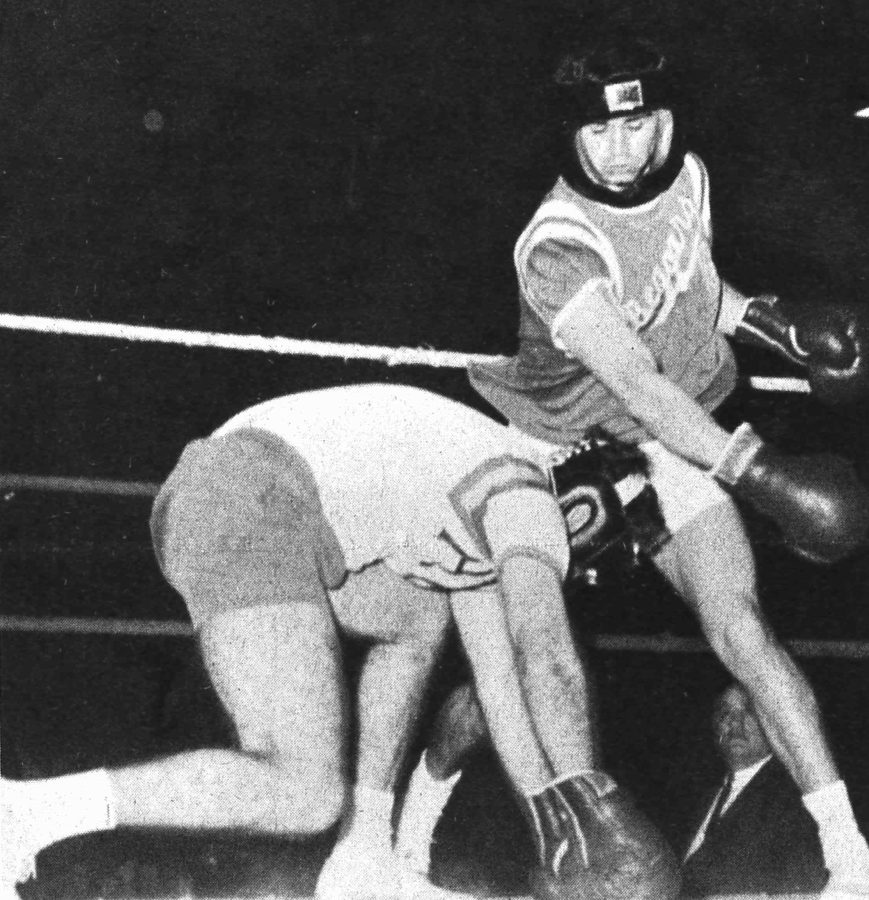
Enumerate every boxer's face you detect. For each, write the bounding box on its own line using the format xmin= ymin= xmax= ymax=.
xmin=575 ymin=111 xmax=662 ymax=193
xmin=712 ymin=684 xmax=771 ymax=772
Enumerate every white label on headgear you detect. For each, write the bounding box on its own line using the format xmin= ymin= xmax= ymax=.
xmin=604 ymin=80 xmax=644 ymax=113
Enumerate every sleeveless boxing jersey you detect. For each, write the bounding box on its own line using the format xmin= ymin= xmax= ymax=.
xmin=214 ymin=384 xmax=568 ymax=590
xmin=469 ymin=153 xmax=737 ymax=444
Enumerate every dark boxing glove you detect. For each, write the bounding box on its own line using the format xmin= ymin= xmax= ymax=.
xmin=711 ymin=423 xmax=869 ymax=564
xmin=522 ymin=771 xmax=681 ymax=900
xmin=550 ymin=431 xmax=669 ymax=584
xmin=733 ymin=294 xmax=869 ymax=406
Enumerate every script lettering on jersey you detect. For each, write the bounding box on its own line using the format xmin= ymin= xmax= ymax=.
xmin=621 ymin=195 xmax=703 ymax=330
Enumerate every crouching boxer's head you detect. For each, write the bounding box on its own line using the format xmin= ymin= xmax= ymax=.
xmin=549 ymin=428 xmax=669 ymax=586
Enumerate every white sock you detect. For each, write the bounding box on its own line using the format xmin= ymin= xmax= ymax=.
xmin=802 ymin=780 xmax=869 ymax=880
xmin=338 ymin=784 xmax=395 ymax=854
xmin=394 ymin=752 xmax=461 ymax=876
xmin=20 ymin=769 xmax=116 ymax=852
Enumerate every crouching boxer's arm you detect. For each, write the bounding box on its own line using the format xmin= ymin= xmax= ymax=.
xmin=449 ymin=487 xmax=682 ymax=900
xmin=450 ymin=585 xmax=681 ymax=900
xmin=474 ymin=485 xmax=594 ymax=776
xmin=448 ymin=580 xmax=553 ymax=794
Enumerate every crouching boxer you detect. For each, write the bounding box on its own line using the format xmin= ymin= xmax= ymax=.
xmin=1 ymin=383 xmax=678 ymax=900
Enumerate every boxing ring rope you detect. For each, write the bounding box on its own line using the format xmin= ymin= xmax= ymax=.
xmin=2 ymin=615 xmax=866 ymax=658
xmin=0 ymin=312 xmax=809 ymax=392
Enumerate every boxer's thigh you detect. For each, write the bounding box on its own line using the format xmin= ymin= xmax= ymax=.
xmin=640 ymin=440 xmax=731 ymax=536
xmin=329 ymin=562 xmax=452 ymax=646
xmin=651 ymin=484 xmax=758 ymax=612
xmin=200 ymin=602 xmax=349 ymax=785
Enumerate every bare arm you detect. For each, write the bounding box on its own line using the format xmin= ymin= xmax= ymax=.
xmin=554 ymin=288 xmax=730 ymax=468
xmin=449 ymin=553 xmax=595 ymax=788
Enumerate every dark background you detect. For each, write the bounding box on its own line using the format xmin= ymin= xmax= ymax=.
xmin=1 ymin=0 xmax=868 ymax=895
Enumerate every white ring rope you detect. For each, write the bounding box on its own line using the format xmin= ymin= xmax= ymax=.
xmin=1 ymin=615 xmax=865 ymax=658
xmin=0 ymin=312 xmax=809 ymax=391
xmin=0 ymin=312 xmax=497 ymax=369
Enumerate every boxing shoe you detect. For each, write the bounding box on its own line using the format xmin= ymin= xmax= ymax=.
xmin=315 ymin=840 xmax=478 ymax=900
xmin=399 ymin=868 xmax=481 ymax=900
xmin=823 ymin=882 xmax=869 ymax=899
xmin=821 ymin=835 xmax=869 ymax=898
xmin=523 ymin=771 xmax=681 ymax=900
xmin=1 ymin=779 xmax=39 ymax=900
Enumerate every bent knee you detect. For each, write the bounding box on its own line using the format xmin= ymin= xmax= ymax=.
xmin=262 ymin=760 xmax=348 ymax=834
xmin=239 ymin=735 xmax=348 ymax=832
xmin=290 ymin=779 xmax=347 ymax=833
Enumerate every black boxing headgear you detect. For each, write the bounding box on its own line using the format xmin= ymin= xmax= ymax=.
xmin=552 ymin=37 xmax=684 ymax=205
xmin=554 ymin=37 xmax=673 ymax=128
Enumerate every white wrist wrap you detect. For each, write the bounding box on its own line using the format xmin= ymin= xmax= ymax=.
xmin=709 ymin=423 xmax=765 ymax=485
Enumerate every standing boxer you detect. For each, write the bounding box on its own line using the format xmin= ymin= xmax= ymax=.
xmin=398 ymin=34 xmax=869 ymax=898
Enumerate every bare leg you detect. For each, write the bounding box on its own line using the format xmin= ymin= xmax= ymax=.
xmin=331 ymin=563 xmax=454 ymax=793
xmin=355 ymin=641 xmax=448 ymax=791
xmin=653 ymin=499 xmax=837 ymax=791
xmin=654 ymin=500 xmax=869 ymax=890
xmin=316 ymin=565 xmax=469 ymax=900
xmin=1 ymin=603 xmax=349 ymax=895
xmin=111 ymin=602 xmax=349 ymax=833
xmin=426 ymin=683 xmax=487 ymax=780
